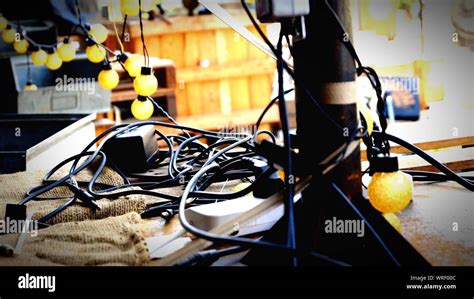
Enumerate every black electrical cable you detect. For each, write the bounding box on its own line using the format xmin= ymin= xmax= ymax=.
xmin=177 ymin=246 xmax=247 ymax=266
xmin=191 ymin=167 xmax=274 ymax=200
xmin=202 ymin=136 xmax=253 ymax=168
xmin=255 ymin=88 xmax=294 ymax=131
xmin=276 ymin=32 xmax=297 ymax=266
xmin=196 ymin=159 xmax=254 ymax=192
xmin=138 ymin=0 xmax=150 ymax=67
xmin=187 ymin=138 xmax=255 ymax=169
xmin=20 ymin=150 xmax=105 ymax=205
xmin=374 ymin=131 xmax=474 ymax=191
xmin=253 ymin=129 xmax=277 ymax=144
xmin=69 ymin=123 xmax=129 ymax=172
xmin=404 ymin=170 xmax=474 ymax=183
xmin=324 ymin=0 xmax=389 ymax=150
xmin=148 ymin=97 xmax=191 ymax=137
xmin=74 ymin=0 xmax=83 ymax=27
xmin=23 ymin=124 xmax=164 ymax=205
xmin=178 ymin=163 xmax=290 ymax=252
xmin=120 ymin=14 xmax=128 ymax=51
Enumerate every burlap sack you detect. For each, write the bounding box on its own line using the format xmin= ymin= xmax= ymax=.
xmin=0 ymin=165 xmax=153 ymax=224
xmin=0 ymin=212 xmax=149 ymax=266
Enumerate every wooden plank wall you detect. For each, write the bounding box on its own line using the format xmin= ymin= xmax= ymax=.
xmin=108 ymin=14 xmax=275 ymax=118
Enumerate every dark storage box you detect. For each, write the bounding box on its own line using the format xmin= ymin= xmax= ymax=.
xmin=0 ymin=113 xmax=96 ymax=174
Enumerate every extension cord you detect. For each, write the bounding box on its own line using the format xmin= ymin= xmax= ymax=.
xmin=185 ymin=193 xmax=301 ymax=237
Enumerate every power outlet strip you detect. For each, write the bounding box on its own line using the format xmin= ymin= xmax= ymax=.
xmin=185 ymin=193 xmax=301 ymax=237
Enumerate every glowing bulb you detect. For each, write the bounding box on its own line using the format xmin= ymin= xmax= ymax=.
xmin=98 ymin=64 xmax=120 ymax=90
xmin=31 ymin=48 xmax=47 ymax=65
xmin=13 ymin=38 xmax=29 ymax=54
xmin=367 ymin=157 xmax=413 ymax=213
xmin=382 ymin=213 xmax=401 ymax=233
xmin=131 ymin=96 xmax=154 ymax=120
xmin=46 ymin=50 xmax=63 ymax=70
xmin=89 ymin=24 xmax=108 ymax=44
xmin=24 ymin=81 xmax=38 ymax=91
xmin=120 ymin=0 xmax=140 ymax=16
xmin=86 ymin=44 xmax=106 ymax=63
xmin=2 ymin=25 xmax=16 ymax=44
xmin=123 ymin=54 xmax=142 ymax=77
xmin=133 ymin=67 xmax=158 ymax=96
xmin=0 ymin=16 xmax=7 ymax=30
xmin=57 ymin=39 xmax=76 ymax=62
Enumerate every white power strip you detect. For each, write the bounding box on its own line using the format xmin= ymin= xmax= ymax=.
xmin=185 ymin=193 xmax=301 ymax=237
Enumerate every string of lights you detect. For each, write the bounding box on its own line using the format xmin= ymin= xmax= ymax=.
xmin=0 ymin=1 xmax=160 ymax=119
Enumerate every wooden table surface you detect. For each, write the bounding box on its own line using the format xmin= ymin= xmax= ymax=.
xmin=395 ymin=174 xmax=474 ymax=266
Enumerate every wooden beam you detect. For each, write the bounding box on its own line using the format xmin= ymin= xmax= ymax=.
xmin=174 ymin=106 xmax=281 ymax=131
xmin=120 ymin=14 xmax=257 ymax=38
xmin=111 ymin=88 xmax=176 ymax=102
xmin=361 ymin=136 xmax=474 ymax=161
xmin=362 ymin=147 xmax=474 ymax=172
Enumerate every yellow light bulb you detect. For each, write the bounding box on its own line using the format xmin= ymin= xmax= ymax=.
xmin=382 ymin=213 xmax=402 ymax=233
xmin=31 ymin=49 xmax=48 ymax=65
xmin=131 ymin=97 xmax=154 ymax=120
xmin=120 ymin=0 xmax=140 ymax=16
xmin=368 ymin=171 xmax=413 ymax=213
xmin=2 ymin=26 xmax=16 ymax=44
xmin=89 ymin=24 xmax=108 ymax=44
xmin=0 ymin=16 xmax=7 ymax=30
xmin=86 ymin=44 xmax=106 ymax=63
xmin=123 ymin=54 xmax=142 ymax=77
xmin=46 ymin=51 xmax=63 ymax=70
xmin=133 ymin=68 xmax=158 ymax=96
xmin=98 ymin=67 xmax=120 ymax=90
xmin=13 ymin=38 xmax=29 ymax=54
xmin=57 ymin=40 xmax=76 ymax=62
xmin=24 ymin=82 xmax=38 ymax=91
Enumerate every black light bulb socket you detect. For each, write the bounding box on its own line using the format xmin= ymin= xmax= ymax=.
xmin=5 ymin=24 xmax=11 ymax=30
xmin=63 ymin=37 xmax=70 ymax=44
xmin=137 ymin=95 xmax=148 ymax=102
xmin=140 ymin=66 xmax=152 ymax=75
xmin=118 ymin=53 xmax=128 ymax=63
xmin=46 ymin=47 xmax=55 ymax=54
xmin=370 ymin=156 xmax=399 ymax=174
xmin=30 ymin=45 xmax=39 ymax=52
xmin=101 ymin=62 xmax=112 ymax=70
xmin=26 ymin=81 xmax=33 ymax=86
xmin=85 ymin=38 xmax=95 ymax=46
xmin=84 ymin=23 xmax=91 ymax=31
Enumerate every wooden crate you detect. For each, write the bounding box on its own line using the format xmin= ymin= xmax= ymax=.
xmin=105 ymin=13 xmax=275 ymax=118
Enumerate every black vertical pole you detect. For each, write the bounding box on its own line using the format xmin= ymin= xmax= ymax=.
xmin=294 ymin=0 xmax=361 ymax=196
xmin=291 ymin=0 xmax=429 ymax=266
xmin=293 ymin=0 xmax=364 ymax=263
